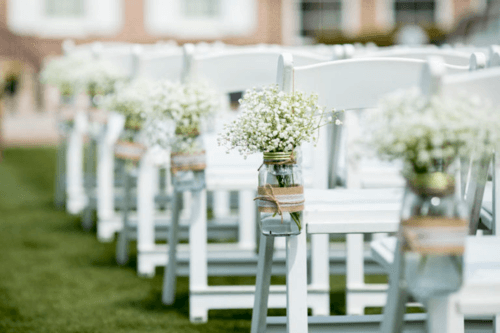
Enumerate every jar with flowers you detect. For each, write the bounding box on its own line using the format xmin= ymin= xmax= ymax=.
xmin=366 ymin=87 xmax=500 ymax=301
xmin=219 ymin=84 xmax=342 ymax=236
xmin=145 ymin=80 xmax=219 ymax=192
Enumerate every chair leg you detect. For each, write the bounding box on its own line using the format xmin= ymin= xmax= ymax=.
xmin=137 ymin=152 xmax=156 ymax=276
xmin=380 ymin=239 xmax=408 ymax=333
xmin=251 ymin=233 xmax=275 ymax=333
xmin=116 ymin=166 xmax=131 ymax=265
xmin=493 ymin=153 xmax=500 ymax=236
xmin=82 ymin=139 xmax=95 ymax=230
xmin=55 ymin=140 xmax=66 ymax=209
xmin=286 ymin=231 xmax=309 ymax=333
xmin=214 ymin=190 xmax=230 ymax=218
xmin=189 ymin=188 xmax=208 ymax=323
xmin=162 ymin=191 xmax=181 ymax=305
xmin=346 ymin=233 xmax=365 ymax=315
xmin=426 ymin=294 xmax=464 ymax=333
xmin=310 ymin=233 xmax=330 ymax=316
xmin=238 ymin=190 xmax=256 ymax=250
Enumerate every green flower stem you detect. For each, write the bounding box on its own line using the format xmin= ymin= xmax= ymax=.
xmin=275 ymin=166 xmax=302 ymax=231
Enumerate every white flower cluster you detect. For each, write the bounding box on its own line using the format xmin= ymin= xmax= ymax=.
xmin=218 ymin=84 xmax=339 ymax=157
xmin=144 ymin=80 xmax=220 ymax=150
xmin=79 ymin=59 xmax=126 ymax=97
xmin=366 ymin=87 xmax=500 ymax=174
xmin=102 ymin=79 xmax=155 ymax=130
xmin=40 ymin=56 xmax=126 ymax=98
xmin=40 ymin=56 xmax=85 ymax=96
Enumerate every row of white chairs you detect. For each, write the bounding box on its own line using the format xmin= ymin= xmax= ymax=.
xmin=53 ymin=41 xmax=500 ymax=331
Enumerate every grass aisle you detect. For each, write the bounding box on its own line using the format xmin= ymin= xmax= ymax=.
xmin=0 ymin=147 xmax=375 ymax=333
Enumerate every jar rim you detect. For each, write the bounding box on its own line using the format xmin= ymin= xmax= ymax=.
xmin=263 ymin=151 xmax=296 ymax=165
xmin=406 ymin=172 xmax=455 ymax=197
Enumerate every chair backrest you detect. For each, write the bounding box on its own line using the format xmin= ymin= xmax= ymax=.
xmin=92 ymin=43 xmax=137 ymax=79
xmin=136 ymin=49 xmax=183 ymax=81
xmin=184 ymin=45 xmax=331 ymax=94
xmin=184 ymin=45 xmax=331 ymax=185
xmin=441 ymin=65 xmax=500 ymax=234
xmin=278 ymin=55 xmax=470 ymax=189
xmin=354 ymin=47 xmax=472 ymax=66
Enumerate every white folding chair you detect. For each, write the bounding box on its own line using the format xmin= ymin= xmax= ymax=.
xmin=330 ymin=49 xmax=483 ymax=315
xmin=250 ymin=54 xmax=469 ymax=333
xmin=159 ymin=45 xmax=334 ymax=322
xmin=65 ymin=107 xmax=88 ymax=214
xmin=85 ymin=44 xmax=140 ymax=240
xmin=380 ymin=60 xmax=500 ymax=333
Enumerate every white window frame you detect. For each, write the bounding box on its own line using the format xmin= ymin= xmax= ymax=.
xmin=145 ymin=0 xmax=257 ymax=38
xmin=7 ymin=0 xmax=123 ymax=38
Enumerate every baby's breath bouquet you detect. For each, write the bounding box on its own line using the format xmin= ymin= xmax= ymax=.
xmin=40 ymin=56 xmax=85 ymax=101
xmin=103 ymin=80 xmax=155 ymax=162
xmin=366 ymin=87 xmax=500 ymax=184
xmin=143 ymin=80 xmax=219 ymax=178
xmin=102 ymin=79 xmax=154 ymax=141
xmin=218 ymin=84 xmax=341 ymax=234
xmin=367 ymin=88 xmax=500 ymax=299
xmin=218 ymin=84 xmax=340 ymax=157
xmin=145 ymin=80 xmax=220 ymax=153
xmin=77 ymin=59 xmax=126 ymax=106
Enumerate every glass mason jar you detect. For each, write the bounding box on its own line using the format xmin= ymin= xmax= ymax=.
xmin=399 ymin=171 xmax=468 ymax=302
xmin=58 ymin=93 xmax=76 ymax=136
xmin=257 ymin=151 xmax=304 ymax=236
xmin=60 ymin=93 xmax=75 ymax=106
xmin=170 ymin=131 xmax=206 ymax=192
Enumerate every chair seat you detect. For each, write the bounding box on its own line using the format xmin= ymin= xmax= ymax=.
xmin=305 ymin=188 xmax=403 ymax=234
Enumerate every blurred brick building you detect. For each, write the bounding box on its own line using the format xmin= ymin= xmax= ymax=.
xmin=0 ymin=0 xmax=491 ymax=145
xmin=1 ymin=0 xmax=492 ymax=63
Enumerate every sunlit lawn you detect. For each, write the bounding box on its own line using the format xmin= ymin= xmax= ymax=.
xmin=0 ymin=147 xmax=393 ymax=333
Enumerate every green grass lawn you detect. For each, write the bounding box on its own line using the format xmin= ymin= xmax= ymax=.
xmin=0 ymin=147 xmax=390 ymax=332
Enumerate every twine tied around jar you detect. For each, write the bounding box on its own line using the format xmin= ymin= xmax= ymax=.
xmin=401 ymin=216 xmax=468 ymax=255
xmin=170 ymin=151 xmax=206 ymax=174
xmin=114 ymin=141 xmax=147 ymax=161
xmin=254 ymin=184 xmax=305 ymax=223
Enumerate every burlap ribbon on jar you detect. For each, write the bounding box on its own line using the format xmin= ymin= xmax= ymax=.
xmin=114 ymin=141 xmax=147 ymax=161
xmin=401 ymin=216 xmax=467 ymax=255
xmin=254 ymin=184 xmax=305 ymax=223
xmin=89 ymin=108 xmax=108 ymax=124
xmin=170 ymin=151 xmax=206 ymax=174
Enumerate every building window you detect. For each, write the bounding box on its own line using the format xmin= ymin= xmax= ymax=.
xmin=45 ymin=0 xmax=85 ymax=17
xmin=183 ymin=0 xmax=220 ymax=18
xmin=394 ymin=0 xmax=435 ymax=26
xmin=145 ymin=0 xmax=257 ymax=38
xmin=300 ymin=0 xmax=342 ymax=37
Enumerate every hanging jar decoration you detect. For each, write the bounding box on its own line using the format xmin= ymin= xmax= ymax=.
xmin=114 ymin=125 xmax=146 ymax=163
xmin=256 ymin=151 xmax=304 ymax=236
xmin=170 ymin=126 xmax=206 ymax=192
xmin=399 ymin=169 xmax=468 ymax=302
xmin=361 ymin=88 xmax=492 ymax=304
xmin=218 ymin=85 xmax=340 ymax=236
xmin=58 ymin=93 xmax=77 ymax=137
